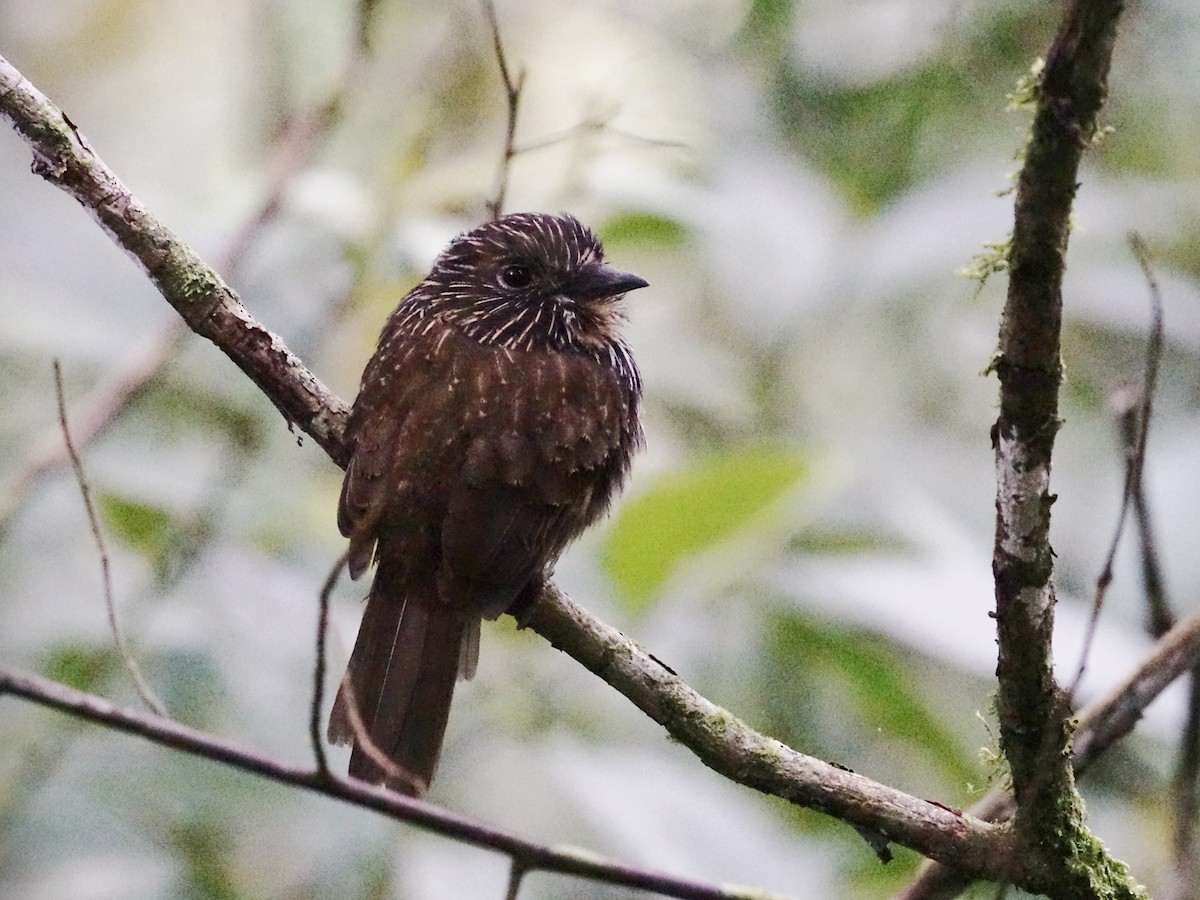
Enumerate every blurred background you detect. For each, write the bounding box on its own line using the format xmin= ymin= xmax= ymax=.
xmin=2 ymin=0 xmax=1199 ymax=897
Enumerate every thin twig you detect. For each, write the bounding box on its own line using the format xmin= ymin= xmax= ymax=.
xmin=477 ymin=15 xmax=679 ymax=219
xmin=0 ymin=665 xmax=783 ymax=900
xmin=0 ymin=323 xmax=187 ymax=534
xmin=53 ymin=361 xmax=168 ymax=717
xmin=1112 ymin=240 xmax=1200 ymax=900
xmin=514 ymin=115 xmax=687 ymax=155
xmin=1068 ymin=233 xmax=1165 ymax=698
xmin=335 ymin=671 xmax=425 ymax=795
xmin=1169 ymin=674 xmax=1200 ymax=900
xmin=318 ymin=559 xmax=424 ymax=794
xmin=483 ymin=0 xmax=525 ymax=220
xmin=505 ymin=860 xmax=528 ymax=900
xmin=1113 ymin=385 xmax=1172 ymax=636
xmin=311 ymin=551 xmax=349 ymax=777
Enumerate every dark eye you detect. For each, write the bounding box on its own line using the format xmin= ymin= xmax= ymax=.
xmin=497 ymin=263 xmax=534 ymax=290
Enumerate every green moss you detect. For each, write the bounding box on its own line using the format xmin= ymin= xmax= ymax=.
xmin=959 ymin=238 xmax=1012 ymax=296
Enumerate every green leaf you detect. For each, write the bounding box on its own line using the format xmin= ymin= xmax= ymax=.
xmin=601 ymin=445 xmax=809 ymax=609
xmin=168 ymin=817 xmax=238 ymax=900
xmin=43 ymin=642 xmax=120 ymax=692
xmin=140 ymin=382 xmax=265 ymax=453
xmin=99 ymin=493 xmax=175 ymax=559
xmin=98 ymin=493 xmax=206 ymax=582
xmin=600 ymin=210 xmax=689 ymax=249
xmin=763 ymin=610 xmax=979 ymax=791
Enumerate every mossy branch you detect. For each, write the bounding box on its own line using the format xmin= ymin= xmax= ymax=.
xmin=989 ymin=0 xmax=1143 ymax=896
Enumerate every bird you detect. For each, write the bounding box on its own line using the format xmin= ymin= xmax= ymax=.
xmin=328 ymin=212 xmax=647 ymax=796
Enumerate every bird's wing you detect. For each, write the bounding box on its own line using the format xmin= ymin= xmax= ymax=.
xmin=337 ymin=321 xmax=442 ymax=579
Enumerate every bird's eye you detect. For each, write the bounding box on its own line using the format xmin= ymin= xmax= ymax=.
xmin=497 ymin=263 xmax=534 ymax=290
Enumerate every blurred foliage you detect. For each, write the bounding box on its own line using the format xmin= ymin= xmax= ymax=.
xmin=602 ymin=444 xmax=808 ymax=609
xmin=599 ymin=209 xmax=690 ymax=251
xmin=167 ymin=817 xmax=238 ymax=900
xmin=99 ymin=492 xmax=212 ymax=585
xmin=42 ymin=641 xmax=122 ymax=693
xmin=762 ymin=610 xmax=977 ymax=790
xmin=2 ymin=0 xmax=1200 ymax=897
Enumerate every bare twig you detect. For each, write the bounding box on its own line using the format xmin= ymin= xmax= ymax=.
xmin=1110 ymin=240 xmax=1199 ymax=900
xmin=514 ymin=114 xmax=687 ymax=155
xmin=1119 ymin=438 xmax=1200 ymax=900
xmin=0 ymin=665 xmax=785 ymax=900
xmin=1074 ymin=613 xmax=1200 ymax=770
xmin=1126 ymin=235 xmax=1169 ymax=627
xmin=311 ymin=552 xmax=349 ymax=777
xmin=483 ymin=0 xmax=525 ymax=220
xmin=1068 ymin=234 xmax=1165 ymax=698
xmin=335 ymin=672 xmax=425 ymax=795
xmin=0 ymin=323 xmax=187 ymax=533
xmin=505 ymin=860 xmax=528 ymax=900
xmin=316 ymin=558 xmax=425 ymax=795
xmin=476 ymin=11 xmax=680 ymax=221
xmin=1168 ymin=675 xmax=1200 ymax=900
xmin=53 ymin=361 xmax=168 ymax=717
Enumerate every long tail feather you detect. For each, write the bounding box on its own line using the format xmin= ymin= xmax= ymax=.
xmin=329 ymin=567 xmax=468 ymax=796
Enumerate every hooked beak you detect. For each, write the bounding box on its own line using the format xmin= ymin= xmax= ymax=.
xmin=571 ymin=264 xmax=649 ymax=301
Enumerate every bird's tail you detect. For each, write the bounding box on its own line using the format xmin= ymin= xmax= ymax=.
xmin=328 ymin=564 xmax=475 ymax=796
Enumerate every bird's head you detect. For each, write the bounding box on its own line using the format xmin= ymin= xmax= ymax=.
xmin=417 ymin=212 xmax=648 ymax=353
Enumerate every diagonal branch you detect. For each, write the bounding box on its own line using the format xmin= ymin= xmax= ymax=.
xmin=0 ymin=54 xmax=351 ymax=466
xmin=0 ymin=665 xmax=781 ymax=900
xmin=520 ymin=586 xmax=1010 ymax=874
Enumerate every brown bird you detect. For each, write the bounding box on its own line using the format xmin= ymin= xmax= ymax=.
xmin=329 ymin=212 xmax=646 ymax=795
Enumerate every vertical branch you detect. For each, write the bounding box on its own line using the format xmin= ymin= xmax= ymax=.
xmin=504 ymin=861 xmax=528 ymax=900
xmin=483 ymin=0 xmax=526 ymax=220
xmin=991 ymin=0 xmax=1121 ymax=811
xmin=54 ymin=362 xmax=168 ymax=717
xmin=989 ymin=5 xmax=1142 ymax=895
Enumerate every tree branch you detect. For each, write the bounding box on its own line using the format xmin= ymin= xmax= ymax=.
xmin=988 ymin=0 xmax=1135 ymax=893
xmin=899 ymin=610 xmax=1200 ymax=900
xmin=520 ymin=586 xmax=1011 ymax=873
xmin=0 ymin=665 xmax=778 ymax=900
xmin=483 ymin=0 xmax=525 ymax=220
xmin=53 ymin=360 xmax=168 ymax=716
xmin=0 ymin=54 xmax=351 ymax=466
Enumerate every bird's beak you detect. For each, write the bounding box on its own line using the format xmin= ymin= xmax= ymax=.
xmin=572 ymin=265 xmax=649 ymax=301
